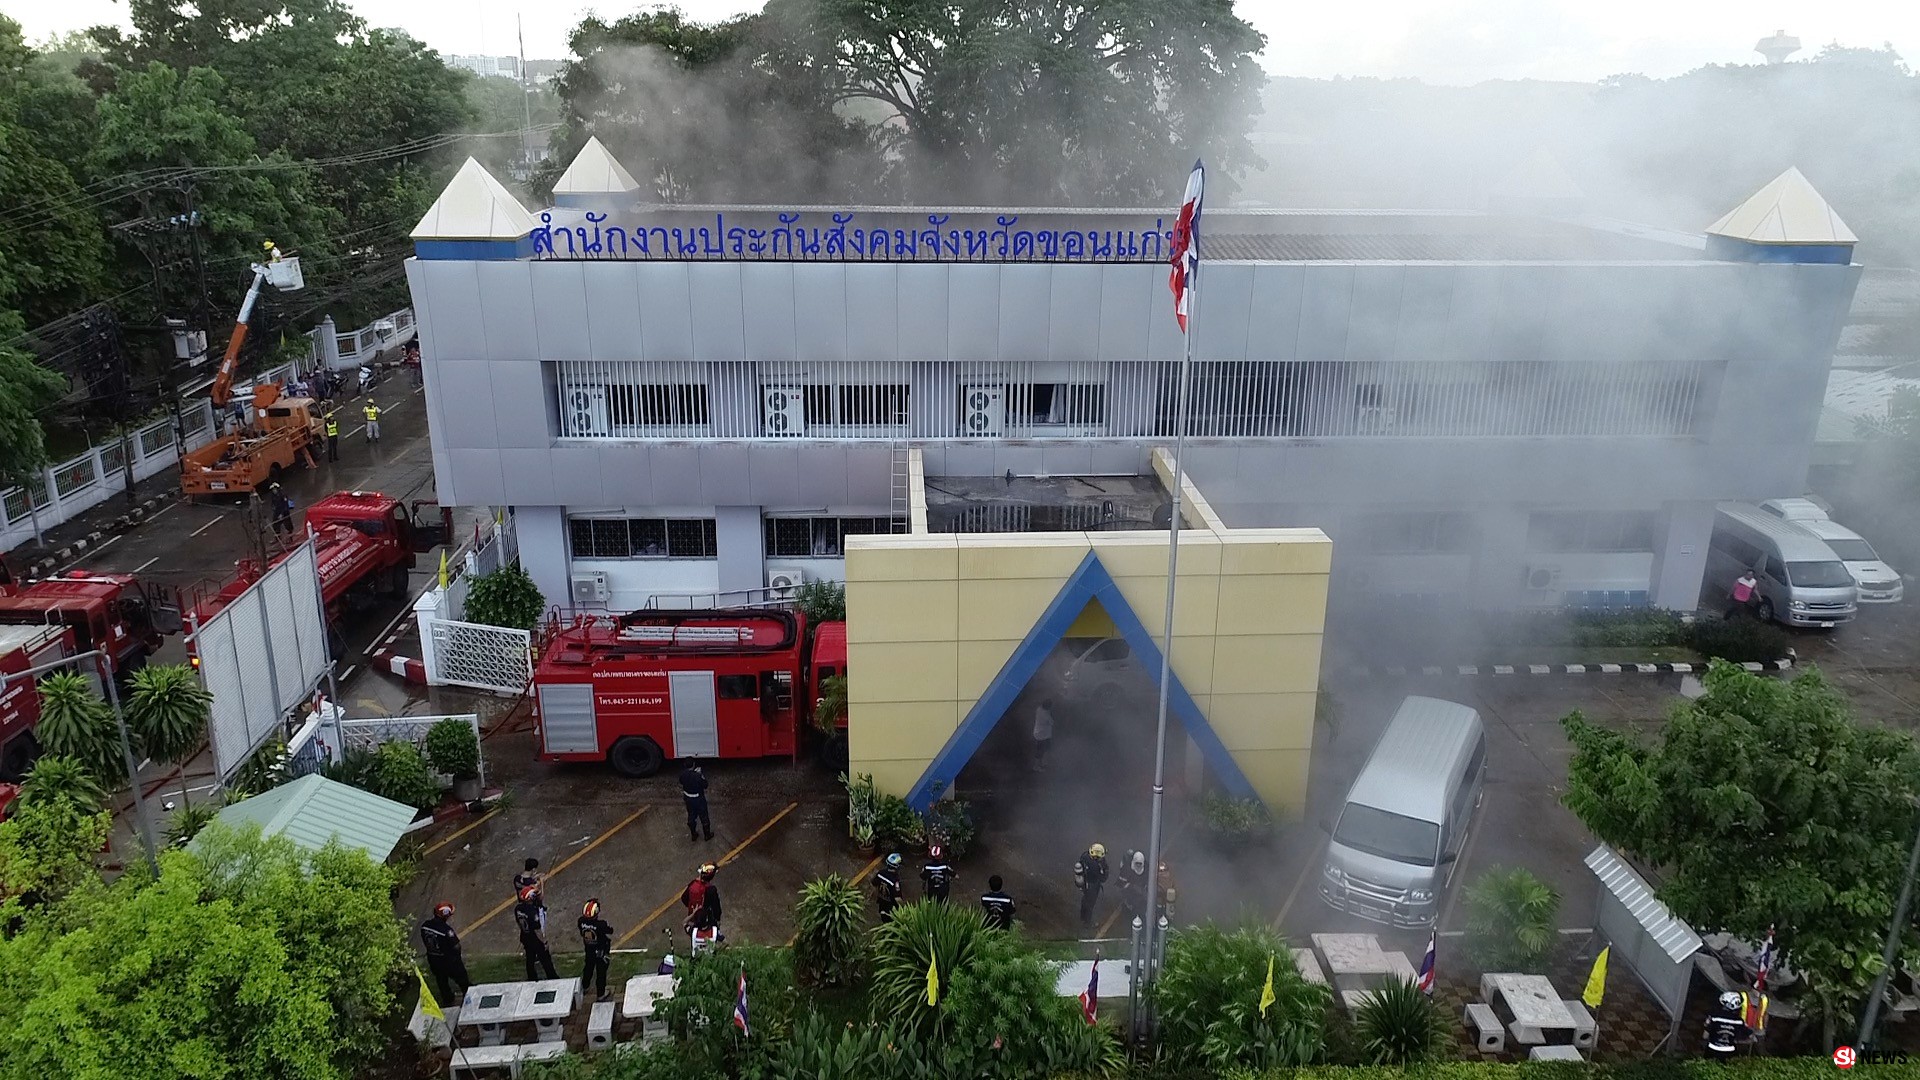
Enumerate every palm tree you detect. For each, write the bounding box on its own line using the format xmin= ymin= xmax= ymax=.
xmin=35 ymin=673 xmax=124 ymax=786
xmin=17 ymin=754 xmax=107 ymax=810
xmin=1354 ymin=977 xmax=1449 ymax=1064
xmin=126 ymin=665 xmax=212 ymax=806
xmin=1464 ymin=865 xmax=1561 ymax=970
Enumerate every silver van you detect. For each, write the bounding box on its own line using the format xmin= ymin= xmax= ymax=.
xmin=1790 ymin=518 xmax=1903 ymax=604
xmin=1320 ymin=696 xmax=1486 ymax=929
xmin=1709 ymin=504 xmax=1859 ymax=627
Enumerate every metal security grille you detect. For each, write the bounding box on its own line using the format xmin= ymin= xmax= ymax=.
xmin=424 ymin=617 xmax=532 ymax=695
xmin=551 ymin=359 xmax=1714 ymax=441
xmin=537 ymin=683 xmax=598 ymax=755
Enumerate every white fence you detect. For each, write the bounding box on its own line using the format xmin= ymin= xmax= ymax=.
xmin=196 ymin=538 xmax=332 ymax=781
xmin=414 ymin=512 xmax=532 ymax=695
xmin=0 ymin=305 xmax=412 ymax=552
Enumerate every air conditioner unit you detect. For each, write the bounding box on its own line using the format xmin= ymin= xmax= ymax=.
xmin=766 ymin=567 xmax=807 ymax=599
xmin=762 ymin=386 xmax=806 ymax=436
xmin=565 ymin=386 xmax=610 ymax=436
xmin=962 ymin=385 xmax=1005 ymax=437
xmin=1525 ymin=565 xmax=1561 ymax=592
xmin=571 ymin=571 xmax=609 ymax=604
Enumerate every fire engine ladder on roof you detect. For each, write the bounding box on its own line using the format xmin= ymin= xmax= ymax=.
xmin=889 ymin=441 xmax=911 ymax=534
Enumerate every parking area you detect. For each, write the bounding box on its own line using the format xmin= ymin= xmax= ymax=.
xmin=394 ymin=602 xmax=1920 ymax=974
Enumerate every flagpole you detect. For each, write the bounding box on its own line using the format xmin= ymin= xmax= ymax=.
xmin=1142 ymin=229 xmax=1197 ymax=1030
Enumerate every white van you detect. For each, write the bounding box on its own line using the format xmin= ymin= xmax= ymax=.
xmin=1320 ymin=696 xmax=1486 ymax=929
xmin=1794 ymin=518 xmax=1903 ymax=603
xmin=1708 ymin=504 xmax=1859 ymax=627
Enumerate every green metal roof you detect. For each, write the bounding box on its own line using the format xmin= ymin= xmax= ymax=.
xmin=193 ymin=774 xmax=418 ymax=861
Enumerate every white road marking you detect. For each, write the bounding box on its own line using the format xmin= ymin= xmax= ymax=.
xmin=191 ymin=515 xmax=226 ymax=537
xmin=133 ymin=557 xmax=160 ymax=573
xmin=145 ymin=503 xmax=179 ymax=526
xmin=339 ymin=665 xmax=358 ymax=683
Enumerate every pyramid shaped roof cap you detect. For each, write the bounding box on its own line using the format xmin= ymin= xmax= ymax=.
xmin=552 ymin=136 xmax=642 ymax=196
xmin=1706 ymin=167 xmax=1855 ymax=245
xmin=411 ymin=157 xmax=537 ymax=241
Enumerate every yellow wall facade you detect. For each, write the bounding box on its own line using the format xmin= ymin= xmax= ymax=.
xmin=843 ymin=515 xmax=1331 ymax=814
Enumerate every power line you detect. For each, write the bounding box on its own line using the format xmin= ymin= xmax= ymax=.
xmin=0 ymin=125 xmax=558 ymax=235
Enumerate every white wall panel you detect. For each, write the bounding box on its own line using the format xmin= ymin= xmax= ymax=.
xmin=583 ymin=262 xmax=643 ymax=359
xmin=794 ymin=266 xmax=849 ymax=360
xmin=529 ymin=261 xmax=591 ymax=360
xmin=421 ymin=260 xmax=487 ymax=362
xmin=689 ymin=262 xmax=747 ymax=361
xmin=998 ymin=265 xmax=1053 ymax=361
xmin=844 ymin=265 xmax=900 ymax=361
xmin=741 ymin=263 xmax=798 ymax=362
xmin=475 ymin=261 xmax=538 ymax=361
xmin=636 ymin=262 xmax=694 ymax=360
xmin=948 ymin=266 xmax=1000 ymax=361
xmin=896 ymin=264 xmax=949 ymax=362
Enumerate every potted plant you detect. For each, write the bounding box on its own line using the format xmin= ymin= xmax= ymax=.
xmin=873 ymin=793 xmax=922 ymax=849
xmin=426 ymin=719 xmax=483 ymax=802
xmin=922 ymin=798 xmax=976 ymax=858
xmin=842 ymin=771 xmax=878 ymax=849
xmin=1199 ymin=790 xmax=1276 ymax=850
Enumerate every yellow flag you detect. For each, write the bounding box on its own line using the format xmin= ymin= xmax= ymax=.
xmin=437 ymin=549 xmax=449 ymax=590
xmin=1582 ymin=946 xmax=1610 ymax=1009
xmin=415 ymin=966 xmax=446 ymax=1021
xmin=1258 ymin=954 xmax=1277 ymax=1016
xmin=925 ymin=943 xmax=941 ymax=1006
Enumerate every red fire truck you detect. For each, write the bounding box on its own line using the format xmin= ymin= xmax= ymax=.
xmin=0 ymin=566 xmax=172 ymax=678
xmin=186 ymin=490 xmax=449 ymax=654
xmin=0 ymin=623 xmax=81 ymax=785
xmin=533 ymin=607 xmax=849 ymax=777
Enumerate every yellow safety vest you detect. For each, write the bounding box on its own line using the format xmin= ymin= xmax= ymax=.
xmin=325 ymin=418 xmax=339 ymax=437
xmin=363 ymin=405 xmax=380 ymax=422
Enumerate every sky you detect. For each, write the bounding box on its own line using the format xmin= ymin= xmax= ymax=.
xmin=13 ymin=0 xmax=1919 ymax=85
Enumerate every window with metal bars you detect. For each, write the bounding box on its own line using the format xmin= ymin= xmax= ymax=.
xmin=763 ymin=516 xmax=895 ymax=558
xmin=568 ymin=517 xmax=717 ymax=558
xmin=1526 ymin=512 xmax=1658 ymax=554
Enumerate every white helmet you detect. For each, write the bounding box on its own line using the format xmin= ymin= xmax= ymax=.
xmin=1719 ymin=991 xmax=1743 ymax=1013
xmin=1131 ymin=851 xmax=1147 ymax=874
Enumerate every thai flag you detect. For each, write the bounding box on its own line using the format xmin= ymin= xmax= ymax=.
xmin=1754 ymin=928 xmax=1775 ymax=991
xmin=1078 ymin=960 xmax=1099 ymax=1024
xmin=732 ymin=969 xmax=749 ymax=1037
xmin=1168 ymin=160 xmax=1204 ymax=333
xmin=1416 ymin=932 xmax=1437 ymax=995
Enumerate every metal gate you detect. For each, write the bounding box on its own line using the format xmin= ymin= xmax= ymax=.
xmin=668 ymin=671 xmax=718 ymax=757
xmin=424 ymin=617 xmax=532 ymax=694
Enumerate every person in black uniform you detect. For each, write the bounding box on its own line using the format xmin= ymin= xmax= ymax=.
xmin=1704 ymin=991 xmax=1752 ymax=1061
xmin=577 ymin=898 xmax=615 ymax=1001
xmin=873 ymin=853 xmax=904 ymax=921
xmin=680 ymin=760 xmax=713 ymax=842
xmin=514 ymin=885 xmax=559 ymax=980
xmin=420 ymin=901 xmax=470 ymax=1007
xmin=921 ymin=844 xmax=954 ymax=902
xmin=980 ymin=875 xmax=1015 ymax=930
xmin=1074 ymin=843 xmax=1109 ymax=927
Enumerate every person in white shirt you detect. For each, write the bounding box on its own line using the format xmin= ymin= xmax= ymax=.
xmin=1032 ymin=698 xmax=1055 ymax=772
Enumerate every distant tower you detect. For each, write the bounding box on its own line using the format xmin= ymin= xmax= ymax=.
xmin=1755 ymin=29 xmax=1801 ymax=65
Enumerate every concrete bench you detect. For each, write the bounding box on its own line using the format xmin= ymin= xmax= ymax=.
xmin=1290 ymin=948 xmax=1328 ymax=987
xmin=1530 ymin=1045 xmax=1585 ymax=1061
xmin=588 ymin=1000 xmax=616 ymax=1051
xmin=1561 ymin=999 xmax=1597 ymax=1050
xmin=450 ymin=1045 xmax=520 ymax=1079
xmin=1464 ymin=1002 xmax=1505 ymax=1054
xmin=519 ymin=1043 xmax=569 ymax=1072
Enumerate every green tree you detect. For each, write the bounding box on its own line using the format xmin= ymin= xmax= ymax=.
xmin=1461 ymin=865 xmax=1561 ymax=971
xmin=34 ymin=673 xmax=125 ymax=786
xmin=125 ymin=664 xmax=211 ymax=805
xmin=1152 ymin=923 xmax=1328 ymax=1070
xmin=1563 ymin=661 xmax=1920 ymax=1043
xmin=465 ymin=563 xmax=547 ymax=631
xmin=762 ymin=0 xmax=1269 ymax=204
xmin=16 ymin=753 xmax=107 ymax=811
xmin=0 ymin=791 xmax=110 ymax=909
xmin=791 ymin=873 xmax=864 ymax=986
xmin=0 ymin=823 xmax=406 ymax=1080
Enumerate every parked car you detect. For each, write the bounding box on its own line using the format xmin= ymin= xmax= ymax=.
xmin=1794 ymin=518 xmax=1903 ymax=603
xmin=1709 ymin=504 xmax=1859 ymax=627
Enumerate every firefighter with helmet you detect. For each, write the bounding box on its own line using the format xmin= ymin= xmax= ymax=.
xmin=682 ymin=863 xmax=722 ymax=938
xmin=514 ymin=885 xmax=558 ymax=980
xmin=578 ymin=898 xmax=615 ymax=1001
xmin=921 ymin=843 xmax=954 ymax=902
xmin=873 ymin=853 xmax=904 ymax=920
xmin=420 ymin=901 xmax=470 ymax=1007
xmin=1074 ymin=843 xmax=1110 ymax=927
xmin=1704 ymin=990 xmax=1757 ymax=1059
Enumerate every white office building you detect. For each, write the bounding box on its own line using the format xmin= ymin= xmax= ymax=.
xmin=405 ymin=142 xmax=1861 ymax=617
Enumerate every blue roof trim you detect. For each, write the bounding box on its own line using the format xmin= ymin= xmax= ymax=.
xmin=414 ymin=237 xmax=532 ymax=261
xmin=904 ymin=550 xmax=1257 ymax=812
xmin=1704 ymin=235 xmax=1853 ymax=265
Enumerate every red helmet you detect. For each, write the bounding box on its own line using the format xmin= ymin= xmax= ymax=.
xmin=519 ymin=884 xmax=540 ymax=903
xmin=434 ymin=901 xmax=454 ymax=919
xmin=582 ymin=899 xmax=600 ymax=919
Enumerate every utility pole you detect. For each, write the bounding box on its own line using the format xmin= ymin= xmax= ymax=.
xmin=1858 ymin=802 xmax=1920 ymax=1050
